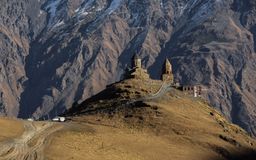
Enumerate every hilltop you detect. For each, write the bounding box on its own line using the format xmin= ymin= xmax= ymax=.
xmin=55 ymin=77 xmax=256 ymax=160
xmin=0 ymin=77 xmax=256 ymax=159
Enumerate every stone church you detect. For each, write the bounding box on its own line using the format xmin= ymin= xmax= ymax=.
xmin=125 ymin=55 xmax=174 ymax=82
xmin=124 ymin=55 xmax=150 ymax=80
xmin=124 ymin=55 xmax=204 ymax=97
xmin=162 ymin=59 xmax=174 ymax=83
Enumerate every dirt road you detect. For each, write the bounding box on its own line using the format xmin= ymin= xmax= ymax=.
xmin=0 ymin=121 xmax=62 ymax=160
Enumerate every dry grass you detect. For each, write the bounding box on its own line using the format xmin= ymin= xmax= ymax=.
xmin=45 ymin=87 xmax=256 ymax=160
xmin=0 ymin=117 xmax=24 ymax=142
xmin=45 ymin=123 xmax=222 ymax=160
xmin=1 ymin=79 xmax=256 ymax=160
xmin=51 ymin=79 xmax=256 ymax=160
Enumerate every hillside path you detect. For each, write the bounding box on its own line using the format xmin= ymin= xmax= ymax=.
xmin=0 ymin=121 xmax=62 ymax=160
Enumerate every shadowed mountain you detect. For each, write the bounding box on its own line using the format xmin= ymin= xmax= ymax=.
xmin=0 ymin=0 xmax=256 ymax=137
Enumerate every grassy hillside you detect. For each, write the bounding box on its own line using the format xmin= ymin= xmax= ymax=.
xmin=0 ymin=78 xmax=256 ymax=160
xmin=47 ymin=79 xmax=256 ymax=160
xmin=0 ymin=117 xmax=24 ymax=142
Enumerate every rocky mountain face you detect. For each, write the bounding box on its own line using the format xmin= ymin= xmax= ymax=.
xmin=1 ymin=0 xmax=256 ymax=135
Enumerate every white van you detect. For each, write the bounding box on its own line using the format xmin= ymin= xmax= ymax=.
xmin=52 ymin=117 xmax=66 ymax=122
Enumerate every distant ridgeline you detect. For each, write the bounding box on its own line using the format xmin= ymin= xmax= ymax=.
xmin=123 ymin=55 xmax=205 ymax=98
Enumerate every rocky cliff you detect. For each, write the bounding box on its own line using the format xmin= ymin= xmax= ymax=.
xmin=1 ymin=0 xmax=256 ymax=136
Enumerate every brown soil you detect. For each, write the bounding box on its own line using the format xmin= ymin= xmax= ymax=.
xmin=0 ymin=117 xmax=24 ymax=141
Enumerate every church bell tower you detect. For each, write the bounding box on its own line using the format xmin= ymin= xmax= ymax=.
xmin=162 ymin=58 xmax=174 ymax=83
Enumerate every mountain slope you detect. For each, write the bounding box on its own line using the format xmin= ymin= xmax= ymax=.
xmin=2 ymin=78 xmax=256 ymax=160
xmin=55 ymin=78 xmax=256 ymax=160
xmin=1 ymin=0 xmax=256 ymax=136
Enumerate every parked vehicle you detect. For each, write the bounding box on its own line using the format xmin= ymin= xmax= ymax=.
xmin=52 ymin=117 xmax=66 ymax=122
xmin=27 ymin=118 xmax=34 ymax=122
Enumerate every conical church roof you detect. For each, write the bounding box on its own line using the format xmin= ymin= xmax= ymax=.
xmin=132 ymin=54 xmax=140 ymax=60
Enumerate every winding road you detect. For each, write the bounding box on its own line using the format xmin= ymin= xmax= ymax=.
xmin=0 ymin=121 xmax=62 ymax=160
xmin=144 ymin=82 xmax=173 ymax=100
xmin=124 ymin=82 xmax=173 ymax=106
xmin=136 ymin=82 xmax=173 ymax=102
